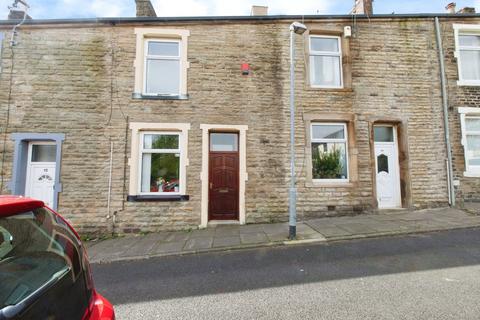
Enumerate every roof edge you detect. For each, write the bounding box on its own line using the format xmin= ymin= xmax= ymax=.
xmin=0 ymin=13 xmax=479 ymax=26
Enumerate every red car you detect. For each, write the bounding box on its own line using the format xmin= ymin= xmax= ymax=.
xmin=0 ymin=196 xmax=114 ymax=320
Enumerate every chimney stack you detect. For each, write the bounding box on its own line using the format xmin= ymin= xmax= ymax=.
xmin=445 ymin=2 xmax=456 ymax=14
xmin=251 ymin=5 xmax=268 ymax=16
xmin=351 ymin=0 xmax=373 ymax=16
xmin=8 ymin=0 xmax=32 ymax=20
xmin=457 ymin=7 xmax=476 ymax=14
xmin=135 ymin=0 xmax=157 ymax=17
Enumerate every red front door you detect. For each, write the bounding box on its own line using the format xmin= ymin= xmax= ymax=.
xmin=208 ymin=133 xmax=239 ymax=220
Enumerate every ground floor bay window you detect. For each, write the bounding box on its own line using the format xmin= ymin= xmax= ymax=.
xmin=310 ymin=123 xmax=349 ymax=182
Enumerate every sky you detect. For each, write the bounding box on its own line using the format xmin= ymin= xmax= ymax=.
xmin=0 ymin=0 xmax=480 ymax=19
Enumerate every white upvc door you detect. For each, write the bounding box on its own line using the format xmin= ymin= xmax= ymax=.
xmin=25 ymin=142 xmax=56 ymax=208
xmin=374 ymin=126 xmax=401 ymax=209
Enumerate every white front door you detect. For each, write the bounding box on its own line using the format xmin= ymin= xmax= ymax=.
xmin=25 ymin=142 xmax=57 ymax=208
xmin=374 ymin=126 xmax=401 ymax=209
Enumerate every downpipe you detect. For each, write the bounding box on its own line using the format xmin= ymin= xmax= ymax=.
xmin=289 ymin=29 xmax=297 ymax=239
xmin=434 ymin=17 xmax=455 ymax=206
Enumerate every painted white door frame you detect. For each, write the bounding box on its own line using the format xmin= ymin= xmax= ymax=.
xmin=25 ymin=141 xmax=57 ymax=207
xmin=200 ymin=124 xmax=248 ymax=228
xmin=374 ymin=126 xmax=402 ymax=209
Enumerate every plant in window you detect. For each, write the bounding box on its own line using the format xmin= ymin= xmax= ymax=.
xmin=150 ymin=154 xmax=180 ymax=192
xmin=312 ymin=147 xmax=343 ymax=179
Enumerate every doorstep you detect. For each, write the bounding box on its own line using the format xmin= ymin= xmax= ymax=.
xmin=207 ymin=220 xmax=240 ymax=226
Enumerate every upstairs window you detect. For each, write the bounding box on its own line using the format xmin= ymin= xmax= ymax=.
xmin=133 ymin=28 xmax=190 ymax=99
xmin=144 ymin=40 xmax=181 ymax=95
xmin=309 ymin=36 xmax=343 ymax=88
xmin=454 ymin=24 xmax=480 ymax=86
xmin=458 ymin=35 xmax=480 ymax=82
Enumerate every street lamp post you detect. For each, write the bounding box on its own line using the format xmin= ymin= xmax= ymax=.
xmin=289 ymin=22 xmax=307 ymax=240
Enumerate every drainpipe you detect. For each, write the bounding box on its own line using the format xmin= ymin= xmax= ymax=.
xmin=288 ymin=27 xmax=297 ymax=240
xmin=107 ymin=140 xmax=114 ymax=232
xmin=434 ymin=17 xmax=455 ymax=206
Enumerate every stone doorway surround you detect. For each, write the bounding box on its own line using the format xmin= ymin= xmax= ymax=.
xmin=200 ymin=124 xmax=248 ymax=228
xmin=368 ymin=118 xmax=412 ymax=209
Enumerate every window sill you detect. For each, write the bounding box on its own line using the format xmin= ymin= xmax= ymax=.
xmin=304 ymin=86 xmax=353 ymax=93
xmin=463 ymin=171 xmax=480 ymax=178
xmin=127 ymin=195 xmax=190 ymax=202
xmin=457 ymin=80 xmax=480 ymax=87
xmin=132 ymin=93 xmax=189 ymax=100
xmin=305 ymin=181 xmax=355 ymax=188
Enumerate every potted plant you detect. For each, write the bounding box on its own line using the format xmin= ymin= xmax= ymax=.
xmin=312 ymin=146 xmax=343 ymax=179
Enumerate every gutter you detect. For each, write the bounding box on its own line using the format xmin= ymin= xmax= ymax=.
xmin=434 ymin=16 xmax=455 ymax=206
xmin=0 ymin=13 xmax=478 ymax=26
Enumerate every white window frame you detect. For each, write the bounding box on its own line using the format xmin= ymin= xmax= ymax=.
xmin=459 ymin=107 xmax=480 ymax=177
xmin=134 ymin=28 xmax=190 ymax=97
xmin=128 ymin=122 xmax=190 ymax=196
xmin=453 ymin=24 xmax=480 ymax=86
xmin=310 ymin=122 xmax=349 ymax=183
xmin=309 ymin=35 xmax=343 ymax=89
xmin=143 ymin=39 xmax=181 ymax=96
xmin=138 ymin=131 xmax=183 ymax=195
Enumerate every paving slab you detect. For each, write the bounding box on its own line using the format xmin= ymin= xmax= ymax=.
xmin=262 ymin=223 xmax=288 ymax=234
xmin=306 ymin=225 xmax=353 ymax=238
xmin=240 ymin=232 xmax=269 ymax=244
xmin=214 ymin=226 xmax=240 ymax=237
xmin=122 ymin=233 xmax=167 ymax=257
xmin=213 ymin=236 xmax=241 ymax=248
xmin=239 ymin=224 xmax=266 ymax=234
xmin=266 ymin=232 xmax=288 ymax=242
xmin=163 ymin=232 xmax=190 ymax=243
xmin=184 ymin=237 xmax=213 ymax=251
xmin=367 ymin=221 xmax=407 ymax=232
xmin=151 ymin=241 xmax=186 ymax=254
xmin=87 ymin=236 xmax=137 ymax=261
xmin=188 ymin=229 xmax=216 ymax=239
xmin=369 ymin=214 xmax=410 ymax=221
xmin=296 ymin=223 xmax=319 ymax=235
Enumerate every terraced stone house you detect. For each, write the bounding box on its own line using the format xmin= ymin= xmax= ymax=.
xmin=0 ymin=0 xmax=479 ymax=234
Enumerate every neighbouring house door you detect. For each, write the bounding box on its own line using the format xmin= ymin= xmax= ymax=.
xmin=374 ymin=126 xmax=401 ymax=209
xmin=25 ymin=142 xmax=57 ymax=208
xmin=209 ymin=133 xmax=239 ymax=220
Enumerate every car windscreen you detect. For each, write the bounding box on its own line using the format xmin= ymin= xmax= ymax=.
xmin=0 ymin=207 xmax=83 ymax=311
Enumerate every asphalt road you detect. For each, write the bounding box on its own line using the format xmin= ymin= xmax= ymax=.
xmin=92 ymin=228 xmax=480 ymax=320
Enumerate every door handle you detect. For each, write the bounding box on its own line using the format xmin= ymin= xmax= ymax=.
xmin=210 ymin=183 xmax=212 ymax=189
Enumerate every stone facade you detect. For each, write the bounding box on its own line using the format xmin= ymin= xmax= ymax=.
xmin=441 ymin=18 xmax=480 ymax=205
xmin=0 ymin=15 xmax=477 ymax=235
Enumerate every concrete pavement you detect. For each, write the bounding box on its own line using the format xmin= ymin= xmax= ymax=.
xmin=86 ymin=207 xmax=480 ymax=264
